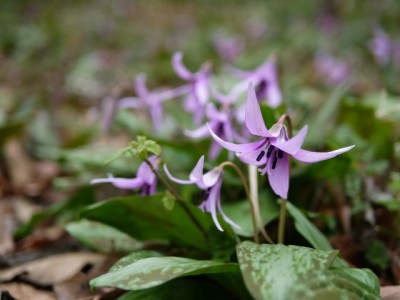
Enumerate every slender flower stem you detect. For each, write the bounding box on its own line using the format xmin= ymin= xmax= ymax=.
xmin=276 ymin=114 xmax=292 ymax=245
xmin=143 ymin=158 xmax=209 ymax=241
xmin=278 ymin=198 xmax=287 ymax=244
xmin=219 ymin=161 xmax=274 ymax=244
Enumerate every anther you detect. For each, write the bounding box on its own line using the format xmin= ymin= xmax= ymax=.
xmin=272 ymin=151 xmax=278 ymax=170
xmin=256 ymin=150 xmax=265 ymax=162
xmin=266 ymin=146 xmax=274 ymax=158
xmin=278 ymin=149 xmax=284 ymax=159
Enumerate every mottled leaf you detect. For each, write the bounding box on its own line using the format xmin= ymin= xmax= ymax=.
xmin=90 ymin=256 xmax=239 ymax=290
xmin=110 ymin=251 xmax=163 ymax=273
xmin=236 ymin=241 xmax=338 ymax=300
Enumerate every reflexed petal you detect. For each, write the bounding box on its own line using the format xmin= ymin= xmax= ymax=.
xmin=189 ymin=156 xmax=207 ymax=188
xmin=274 ymin=125 xmax=308 ymax=154
xmin=184 ymin=124 xmax=210 ymax=139
xmin=209 ymin=140 xmax=222 ymax=161
xmin=245 ymin=84 xmax=273 ymax=137
xmin=118 ymin=97 xmax=143 ymax=109
xmin=91 ymin=175 xmax=144 ymax=190
xmin=137 ymin=157 xmax=157 ymax=184
xmin=217 ymin=198 xmax=241 ymax=230
xmin=134 ymin=74 xmax=149 ymax=97
xmin=267 ymin=154 xmax=289 ymax=199
xmin=208 ymin=124 xmax=266 ymax=153
xmin=203 ymin=168 xmax=222 ymax=187
xmin=172 ymin=52 xmax=192 ymax=80
xmin=195 ymin=78 xmax=209 ymax=105
xmin=292 ymin=145 xmax=355 ymax=163
xmin=207 ymin=180 xmax=224 ymax=231
xmin=163 ymin=164 xmax=195 ymax=185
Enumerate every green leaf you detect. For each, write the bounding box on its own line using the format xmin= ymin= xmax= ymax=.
xmin=110 ymin=251 xmax=163 ymax=272
xmin=291 ymin=270 xmax=380 ymax=299
xmin=236 ymin=242 xmax=380 ymax=300
xmin=236 ymin=241 xmax=338 ymax=300
xmin=65 ymin=220 xmax=143 ymax=253
xmin=90 ymin=256 xmax=239 ymax=290
xmin=330 ymin=268 xmax=380 ymax=295
xmin=286 ymin=201 xmax=333 ymax=251
xmin=117 ymin=277 xmax=236 ymax=300
xmin=223 ymin=194 xmax=279 ymax=237
xmin=80 ymin=195 xmax=236 ymax=253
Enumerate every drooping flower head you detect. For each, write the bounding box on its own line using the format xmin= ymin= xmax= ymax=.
xmin=228 ymin=56 xmax=282 ymax=108
xmin=91 ymin=156 xmax=158 ymax=196
xmin=209 ymin=85 xmax=354 ymax=199
xmin=164 ymin=156 xmax=240 ymax=231
xmin=172 ymin=52 xmax=211 ymax=125
xmin=118 ymin=74 xmax=187 ymax=132
xmin=185 ymin=92 xmax=247 ymax=161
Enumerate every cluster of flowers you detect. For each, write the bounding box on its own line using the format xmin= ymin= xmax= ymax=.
xmin=92 ymin=52 xmax=354 ymax=232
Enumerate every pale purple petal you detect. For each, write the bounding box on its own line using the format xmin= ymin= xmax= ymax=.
xmin=237 ymin=149 xmax=265 ymax=166
xmin=184 ymin=124 xmax=211 ymax=139
xmin=208 ymin=124 xmax=266 ymax=152
xmin=163 ymin=164 xmax=195 ymax=185
xmin=209 ymin=140 xmax=222 ymax=161
xmin=189 ymin=156 xmax=207 ymax=189
xmin=172 ymin=52 xmax=193 ymax=80
xmin=203 ymin=168 xmax=222 ymax=187
xmin=267 ymin=154 xmax=289 ymax=199
xmin=292 ymin=145 xmax=355 ymax=163
xmin=134 ymin=74 xmax=149 ymax=97
xmin=118 ymin=97 xmax=143 ymax=109
xmin=217 ymin=197 xmax=241 ymax=230
xmin=195 ymin=77 xmax=209 ymax=105
xmin=137 ymin=157 xmax=157 ymax=184
xmin=91 ymin=175 xmax=145 ymax=190
xmin=273 ymin=125 xmax=308 ymax=155
xmin=207 ymin=179 xmax=224 ymax=231
xmin=245 ymin=84 xmax=274 ymax=137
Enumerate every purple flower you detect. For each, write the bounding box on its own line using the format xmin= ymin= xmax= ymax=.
xmin=118 ymin=74 xmax=187 ymax=132
xmin=369 ymin=28 xmax=392 ymax=66
xmin=172 ymin=52 xmax=211 ymax=125
xmin=314 ymin=53 xmax=350 ymax=85
xmin=164 ymin=156 xmax=240 ymax=231
xmin=91 ymin=156 xmax=158 ymax=196
xmin=212 ymin=33 xmax=245 ymax=63
xmin=208 ymin=85 xmax=354 ymax=199
xmin=185 ymin=101 xmax=245 ymax=161
xmin=228 ymin=56 xmax=282 ymax=108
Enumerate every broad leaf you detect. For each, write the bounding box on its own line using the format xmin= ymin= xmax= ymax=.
xmin=236 ymin=241 xmax=338 ymax=300
xmin=286 ymin=201 xmax=333 ymax=251
xmin=110 ymin=251 xmax=163 ymax=272
xmin=117 ymin=277 xmax=237 ymax=300
xmin=286 ymin=201 xmax=348 ymax=268
xmin=65 ymin=220 xmax=143 ymax=253
xmin=236 ymin=242 xmax=380 ymax=300
xmin=90 ymin=256 xmax=239 ymax=290
xmin=80 ymin=195 xmax=236 ymax=252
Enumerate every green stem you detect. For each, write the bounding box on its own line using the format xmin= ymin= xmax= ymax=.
xmin=278 ymin=198 xmax=287 ymax=244
xmin=219 ymin=162 xmax=274 ymax=244
xmin=143 ymin=158 xmax=209 ymax=241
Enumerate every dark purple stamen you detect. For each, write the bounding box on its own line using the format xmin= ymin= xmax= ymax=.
xmin=272 ymin=152 xmax=278 ymax=170
xmin=266 ymin=146 xmax=274 ymax=158
xmin=256 ymin=150 xmax=265 ymax=162
xmin=278 ymin=149 xmax=284 ymax=159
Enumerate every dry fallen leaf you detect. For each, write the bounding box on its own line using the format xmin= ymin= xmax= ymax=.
xmin=0 ymin=252 xmax=106 ymax=285
xmin=381 ymin=285 xmax=400 ymax=300
xmin=0 ymin=283 xmax=55 ymax=300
